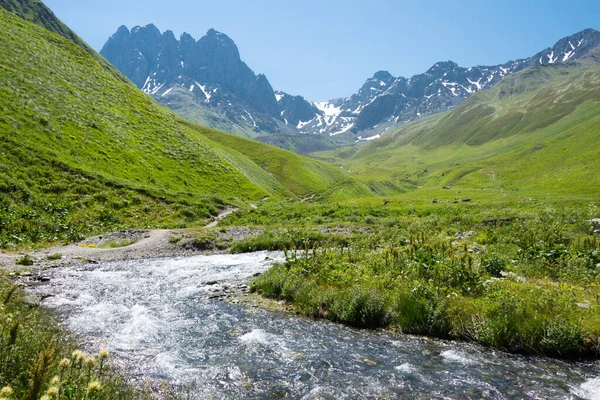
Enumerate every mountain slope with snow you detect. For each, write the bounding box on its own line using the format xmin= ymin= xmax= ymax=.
xmin=289 ymin=29 xmax=600 ymax=139
xmin=101 ymin=26 xmax=600 ymax=148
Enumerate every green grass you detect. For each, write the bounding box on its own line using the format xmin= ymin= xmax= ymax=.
xmin=0 ymin=0 xmax=129 ymax=85
xmin=97 ymin=239 xmax=136 ymax=249
xmin=181 ymin=119 xmax=372 ymax=200
xmin=245 ymin=203 xmax=600 ymax=357
xmin=14 ymin=255 xmax=34 ymax=266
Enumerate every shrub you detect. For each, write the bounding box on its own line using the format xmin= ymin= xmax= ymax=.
xmin=328 ymin=288 xmax=388 ymax=328
xmin=46 ymin=253 xmax=62 ymax=260
xmin=482 ymin=253 xmax=507 ymax=277
xmin=15 ymin=254 xmax=34 ymax=266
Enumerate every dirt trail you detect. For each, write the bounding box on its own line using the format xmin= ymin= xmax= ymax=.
xmin=205 ymin=207 xmax=238 ymax=228
xmin=0 ymin=207 xmax=239 ymax=269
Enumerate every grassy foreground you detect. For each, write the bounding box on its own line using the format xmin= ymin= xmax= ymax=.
xmin=234 ymin=201 xmax=600 ymax=358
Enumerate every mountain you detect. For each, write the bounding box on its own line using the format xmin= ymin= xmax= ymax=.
xmin=102 ymin=24 xmax=600 ymax=148
xmin=295 ymin=29 xmax=600 ymax=139
xmin=0 ymin=4 xmax=369 ymax=247
xmin=311 ymin=52 xmax=600 ymax=199
xmin=100 ymin=25 xmax=290 ymax=137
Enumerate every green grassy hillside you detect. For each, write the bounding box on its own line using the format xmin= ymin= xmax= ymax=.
xmin=255 ymin=133 xmax=337 ymax=155
xmin=0 ymin=0 xmax=129 ymax=83
xmin=312 ymin=59 xmax=600 ymax=203
xmin=180 ymin=120 xmax=372 ymax=200
xmin=0 ymin=8 xmax=365 ymax=247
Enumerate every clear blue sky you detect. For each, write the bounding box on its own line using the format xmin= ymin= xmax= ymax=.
xmin=43 ymin=0 xmax=600 ymax=101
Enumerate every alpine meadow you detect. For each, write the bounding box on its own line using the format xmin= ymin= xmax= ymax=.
xmin=0 ymin=0 xmax=599 ymax=399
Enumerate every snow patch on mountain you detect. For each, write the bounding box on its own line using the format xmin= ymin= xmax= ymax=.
xmin=314 ymin=101 xmax=342 ymax=117
xmin=197 ymin=83 xmax=212 ymax=102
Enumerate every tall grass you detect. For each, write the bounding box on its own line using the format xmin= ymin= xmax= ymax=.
xmin=249 ymin=206 xmax=600 ymax=357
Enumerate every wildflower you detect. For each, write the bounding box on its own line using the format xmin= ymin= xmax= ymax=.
xmin=0 ymin=387 xmax=13 ymax=396
xmin=98 ymin=348 xmax=109 ymax=359
xmin=50 ymin=376 xmax=60 ymax=385
xmin=71 ymin=350 xmax=86 ymax=362
xmin=84 ymin=356 xmax=96 ymax=367
xmin=87 ymin=380 xmax=102 ymax=392
xmin=41 ymin=396 xmax=51 ymax=400
xmin=59 ymin=358 xmax=71 ymax=367
xmin=46 ymin=386 xmax=59 ymax=396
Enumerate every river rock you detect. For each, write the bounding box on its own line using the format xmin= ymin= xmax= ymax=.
xmin=22 ymin=294 xmax=41 ymax=307
xmin=36 ymin=275 xmax=51 ymax=282
xmin=587 ymin=218 xmax=600 ymax=229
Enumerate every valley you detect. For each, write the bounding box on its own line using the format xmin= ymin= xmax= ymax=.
xmin=0 ymin=0 xmax=599 ymax=399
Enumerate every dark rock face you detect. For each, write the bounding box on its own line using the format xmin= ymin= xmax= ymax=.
xmin=101 ymin=25 xmax=281 ymax=133
xmin=276 ymin=91 xmax=320 ymax=127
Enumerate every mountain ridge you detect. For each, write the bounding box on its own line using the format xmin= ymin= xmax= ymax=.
xmin=310 ymin=56 xmax=600 ymax=200
xmin=101 ymin=25 xmax=284 ymax=137
xmin=101 ymin=24 xmax=600 ymax=148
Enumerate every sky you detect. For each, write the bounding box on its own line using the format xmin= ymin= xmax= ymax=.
xmin=43 ymin=0 xmax=600 ymax=101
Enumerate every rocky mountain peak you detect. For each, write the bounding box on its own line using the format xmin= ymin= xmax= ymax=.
xmin=532 ymin=28 xmax=600 ymax=65
xmin=115 ymin=25 xmax=130 ymax=36
xmin=426 ymin=61 xmax=459 ymax=74
xmin=101 ymin=24 xmax=282 ymax=134
xmin=372 ymin=70 xmax=394 ymax=81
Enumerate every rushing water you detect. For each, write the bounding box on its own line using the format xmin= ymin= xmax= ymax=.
xmin=29 ymin=252 xmax=600 ymax=399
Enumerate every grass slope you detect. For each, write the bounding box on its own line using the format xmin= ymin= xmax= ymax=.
xmin=179 ymin=119 xmax=372 ymax=200
xmin=0 ymin=0 xmax=129 ymax=84
xmin=255 ymin=133 xmax=337 ymax=155
xmin=312 ymin=60 xmax=600 ymax=203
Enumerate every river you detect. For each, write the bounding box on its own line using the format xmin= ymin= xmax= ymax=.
xmin=28 ymin=252 xmax=600 ymax=399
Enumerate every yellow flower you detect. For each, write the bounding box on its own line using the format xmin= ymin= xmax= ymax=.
xmin=72 ymin=350 xmax=86 ymax=362
xmin=41 ymin=395 xmax=51 ymax=400
xmin=87 ymin=380 xmax=102 ymax=392
xmin=98 ymin=348 xmax=109 ymax=359
xmin=84 ymin=356 xmax=96 ymax=366
xmin=0 ymin=387 xmax=13 ymax=396
xmin=50 ymin=376 xmax=60 ymax=385
xmin=59 ymin=358 xmax=71 ymax=367
xmin=46 ymin=386 xmax=59 ymax=396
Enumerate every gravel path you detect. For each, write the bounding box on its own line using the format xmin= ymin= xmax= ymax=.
xmin=0 ymin=207 xmax=250 ymax=270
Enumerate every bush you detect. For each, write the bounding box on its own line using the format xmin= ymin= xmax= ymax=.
xmin=15 ymin=254 xmax=33 ymax=266
xmin=46 ymin=253 xmax=62 ymax=260
xmin=328 ymin=288 xmax=388 ymax=328
xmin=482 ymin=253 xmax=507 ymax=277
